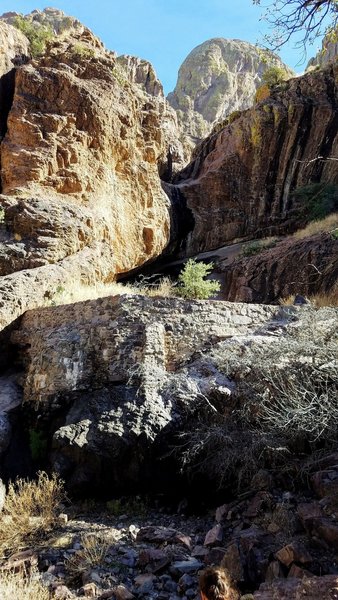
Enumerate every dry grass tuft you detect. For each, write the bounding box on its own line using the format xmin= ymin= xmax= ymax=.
xmin=310 ymin=288 xmax=338 ymax=308
xmin=66 ymin=534 xmax=109 ymax=575
xmin=50 ymin=277 xmax=177 ymax=306
xmin=279 ymin=294 xmax=296 ymax=306
xmin=0 ymin=568 xmax=49 ymax=600
xmin=0 ymin=471 xmax=66 ymax=553
xmin=293 ymin=212 xmax=338 ymax=239
xmin=279 ymin=288 xmax=338 ymax=308
xmin=145 ymin=276 xmax=176 ymax=298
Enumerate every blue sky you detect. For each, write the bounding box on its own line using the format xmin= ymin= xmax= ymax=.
xmin=2 ymin=1 xmax=325 ymax=93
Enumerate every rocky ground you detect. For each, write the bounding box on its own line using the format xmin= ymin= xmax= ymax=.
xmin=3 ymin=454 xmax=338 ymax=600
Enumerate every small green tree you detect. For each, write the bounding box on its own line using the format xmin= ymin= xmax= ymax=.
xmin=262 ymin=65 xmax=289 ymax=87
xmin=13 ymin=16 xmax=53 ymax=58
xmin=177 ymin=259 xmax=221 ymax=300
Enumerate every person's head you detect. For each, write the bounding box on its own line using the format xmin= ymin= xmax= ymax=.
xmin=199 ymin=567 xmax=239 ymax=600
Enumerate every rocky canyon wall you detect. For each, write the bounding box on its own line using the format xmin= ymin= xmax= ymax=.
xmin=168 ymin=64 xmax=338 ymax=256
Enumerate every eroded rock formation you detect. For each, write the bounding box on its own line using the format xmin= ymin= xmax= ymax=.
xmin=168 ymin=64 xmax=338 ymax=256
xmin=167 ymin=38 xmax=293 ymax=145
xmin=0 ymin=23 xmax=184 ymax=331
xmin=307 ymin=26 xmax=338 ymax=71
xmin=0 ymin=7 xmax=82 ymax=36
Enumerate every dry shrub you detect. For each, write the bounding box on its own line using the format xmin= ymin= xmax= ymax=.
xmin=0 ymin=471 xmax=65 ymax=553
xmin=279 ymin=287 xmax=338 ymax=308
xmin=146 ymin=276 xmax=176 ymax=298
xmin=0 ymin=567 xmax=49 ymax=600
xmin=66 ymin=534 xmax=109 ymax=576
xmin=179 ymin=308 xmax=338 ymax=490
xmin=309 ymin=287 xmax=338 ymax=308
xmin=279 ymin=294 xmax=296 ymax=306
xmin=293 ymin=212 xmax=338 ymax=239
xmin=50 ymin=276 xmax=177 ymax=306
xmin=255 ymin=83 xmax=270 ymax=103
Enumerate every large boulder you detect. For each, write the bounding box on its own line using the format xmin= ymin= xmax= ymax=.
xmin=10 ymin=294 xmax=280 ymax=494
xmin=10 ymin=294 xmax=337 ymax=495
xmin=0 ymin=25 xmax=183 ymax=331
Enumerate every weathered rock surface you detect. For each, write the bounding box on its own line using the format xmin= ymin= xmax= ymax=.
xmin=8 ymin=293 xmax=337 ymax=497
xmin=307 ymin=26 xmax=338 ymax=71
xmin=168 ymin=64 xmax=338 ymax=256
xmin=0 ymin=25 xmax=184 ymax=331
xmin=0 ymin=7 xmax=82 ymax=36
xmin=254 ymin=575 xmax=338 ymax=599
xmin=10 ymin=294 xmax=281 ymax=493
xmin=167 ymin=38 xmax=293 ymax=144
xmin=218 ymin=232 xmax=338 ymax=303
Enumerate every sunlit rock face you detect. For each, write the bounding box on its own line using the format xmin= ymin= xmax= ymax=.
xmin=307 ymin=26 xmax=338 ymax=71
xmin=167 ymin=38 xmax=294 ymax=144
xmin=0 ymin=24 xmax=184 ymax=330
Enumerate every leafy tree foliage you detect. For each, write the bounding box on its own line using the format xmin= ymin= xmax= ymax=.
xmin=262 ymin=65 xmax=290 ymax=86
xmin=177 ymin=259 xmax=221 ymax=300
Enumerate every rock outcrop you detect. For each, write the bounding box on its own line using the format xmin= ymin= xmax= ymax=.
xmin=0 ymin=7 xmax=82 ymax=36
xmin=167 ymin=64 xmax=338 ymax=256
xmin=167 ymin=38 xmax=293 ymax=144
xmin=8 ymin=293 xmax=337 ymax=497
xmin=0 ymin=23 xmax=184 ymax=331
xmin=10 ymin=293 xmax=281 ymax=493
xmin=307 ymin=26 xmax=338 ymax=71
xmin=218 ymin=231 xmax=338 ymax=303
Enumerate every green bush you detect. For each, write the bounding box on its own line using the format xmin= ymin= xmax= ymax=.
xmin=13 ymin=16 xmax=53 ymax=58
xmin=241 ymin=241 xmax=263 ymax=257
xmin=241 ymin=238 xmax=277 ymax=257
xmin=72 ymin=43 xmax=95 ymax=58
xmin=177 ymin=259 xmax=220 ymax=300
xmin=262 ymin=65 xmax=289 ymax=88
xmin=293 ymin=183 xmax=338 ymax=221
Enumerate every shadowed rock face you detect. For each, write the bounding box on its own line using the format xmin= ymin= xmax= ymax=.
xmin=218 ymin=232 xmax=338 ymax=303
xmin=9 ymin=293 xmax=281 ymax=494
xmin=168 ymin=64 xmax=338 ymax=256
xmin=167 ymin=38 xmax=293 ymax=144
xmin=0 ymin=21 xmax=29 ymax=140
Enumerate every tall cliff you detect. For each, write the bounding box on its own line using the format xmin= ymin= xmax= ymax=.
xmin=166 ymin=64 xmax=338 ymax=256
xmin=0 ymin=20 xmax=184 ymax=331
xmin=167 ymin=38 xmax=294 ymax=144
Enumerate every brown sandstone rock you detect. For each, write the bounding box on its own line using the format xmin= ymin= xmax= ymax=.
xmin=204 ymin=524 xmax=223 ymax=547
xmin=0 ymin=25 xmax=184 ymax=331
xmin=275 ymin=542 xmax=312 ymax=567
